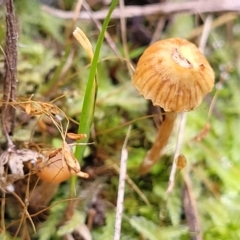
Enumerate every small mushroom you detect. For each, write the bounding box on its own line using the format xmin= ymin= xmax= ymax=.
xmin=132 ymin=38 xmax=214 ymax=174
xmin=35 ymin=152 xmax=73 ymax=184
xmin=35 ymin=151 xmax=89 ymax=184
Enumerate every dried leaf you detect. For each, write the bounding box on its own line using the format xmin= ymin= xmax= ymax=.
xmin=62 ymin=142 xmax=80 ymax=173
xmin=40 ymin=103 xmax=60 ymax=115
xmin=25 ymin=103 xmax=31 ymax=114
xmin=0 ymin=151 xmax=10 ymax=176
xmin=67 ymin=133 xmax=87 ymax=140
xmin=62 ymin=142 xmax=89 ymax=179
xmin=73 ymin=27 xmax=94 ymax=61
xmin=0 ymin=148 xmax=45 ymax=179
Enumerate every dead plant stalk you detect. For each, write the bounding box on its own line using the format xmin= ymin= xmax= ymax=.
xmin=114 ymin=126 xmax=132 ymax=240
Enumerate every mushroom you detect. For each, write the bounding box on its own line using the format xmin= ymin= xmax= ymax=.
xmin=35 ymin=151 xmax=89 ymax=184
xmin=132 ymin=38 xmax=214 ymax=174
xmin=35 ymin=152 xmax=73 ymax=184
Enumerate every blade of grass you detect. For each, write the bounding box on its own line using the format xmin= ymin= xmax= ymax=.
xmin=74 ymin=0 xmax=119 ymax=161
xmin=69 ymin=0 xmax=119 ymax=196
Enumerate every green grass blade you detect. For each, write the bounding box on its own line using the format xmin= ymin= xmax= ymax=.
xmin=74 ymin=0 xmax=119 ymax=161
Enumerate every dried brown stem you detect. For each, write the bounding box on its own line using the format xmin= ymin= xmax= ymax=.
xmin=139 ymin=112 xmax=177 ymax=175
xmin=2 ymin=0 xmax=18 ymax=148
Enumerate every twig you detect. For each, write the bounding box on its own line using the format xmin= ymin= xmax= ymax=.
xmin=114 ymin=126 xmax=132 ymax=240
xmin=2 ymin=0 xmax=18 ymax=148
xmin=198 ymin=15 xmax=213 ymax=53
xmin=187 ymin=13 xmax=237 ymax=40
xmin=82 ymin=1 xmax=122 ymax=58
xmin=10 ymin=191 xmax=36 ymax=235
xmin=41 ymin=0 xmax=240 ymax=20
xmin=166 ymin=113 xmax=187 ymax=195
xmin=71 ymin=0 xmax=83 ymax=29
xmin=0 ymin=187 xmax=6 ymax=234
xmin=119 ymin=0 xmax=132 ymax=75
xmin=150 ymin=16 xmax=166 ymax=44
xmin=193 ymin=14 xmax=214 ymax=141
xmin=182 ymin=172 xmax=202 ymax=240
xmin=111 ymin=163 xmax=151 ymax=206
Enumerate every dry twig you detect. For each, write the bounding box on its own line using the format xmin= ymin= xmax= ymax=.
xmin=166 ymin=113 xmax=187 ymax=195
xmin=119 ymin=0 xmax=132 ymax=75
xmin=82 ymin=1 xmax=122 ymax=58
xmin=42 ymin=0 xmax=240 ymax=20
xmin=182 ymin=173 xmax=202 ymax=240
xmin=1 ymin=0 xmax=18 ymax=148
xmin=114 ymin=126 xmax=132 ymax=240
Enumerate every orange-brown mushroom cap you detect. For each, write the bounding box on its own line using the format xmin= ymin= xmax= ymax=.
xmin=35 ymin=152 xmax=72 ymax=184
xmin=132 ymin=38 xmax=214 ymax=112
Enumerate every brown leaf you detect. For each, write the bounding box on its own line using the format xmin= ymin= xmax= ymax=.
xmin=62 ymin=143 xmax=80 ymax=173
xmin=25 ymin=103 xmax=31 ymax=115
xmin=67 ymin=133 xmax=87 ymax=140
xmin=0 ymin=148 xmax=45 ymax=179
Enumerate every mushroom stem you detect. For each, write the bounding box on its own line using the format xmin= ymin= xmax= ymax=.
xmin=139 ymin=112 xmax=177 ymax=175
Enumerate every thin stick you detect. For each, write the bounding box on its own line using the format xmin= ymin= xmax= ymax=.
xmin=198 ymin=15 xmax=213 ymax=53
xmin=0 ymin=188 xmax=6 ymax=234
xmin=193 ymin=14 xmax=215 ymax=141
xmin=10 ymin=191 xmax=36 ymax=235
xmin=166 ymin=112 xmax=187 ymax=195
xmin=42 ymin=0 xmax=240 ymax=20
xmin=114 ymin=126 xmax=132 ymax=240
xmin=82 ymin=1 xmax=122 ymax=58
xmin=182 ymin=171 xmax=202 ymax=240
xmin=150 ymin=16 xmax=166 ymax=44
xmin=2 ymin=0 xmax=18 ymax=148
xmin=119 ymin=0 xmax=132 ymax=75
xmin=111 ymin=163 xmax=151 ymax=206
xmin=187 ymin=13 xmax=237 ymax=40
xmin=71 ymin=0 xmax=83 ymax=28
